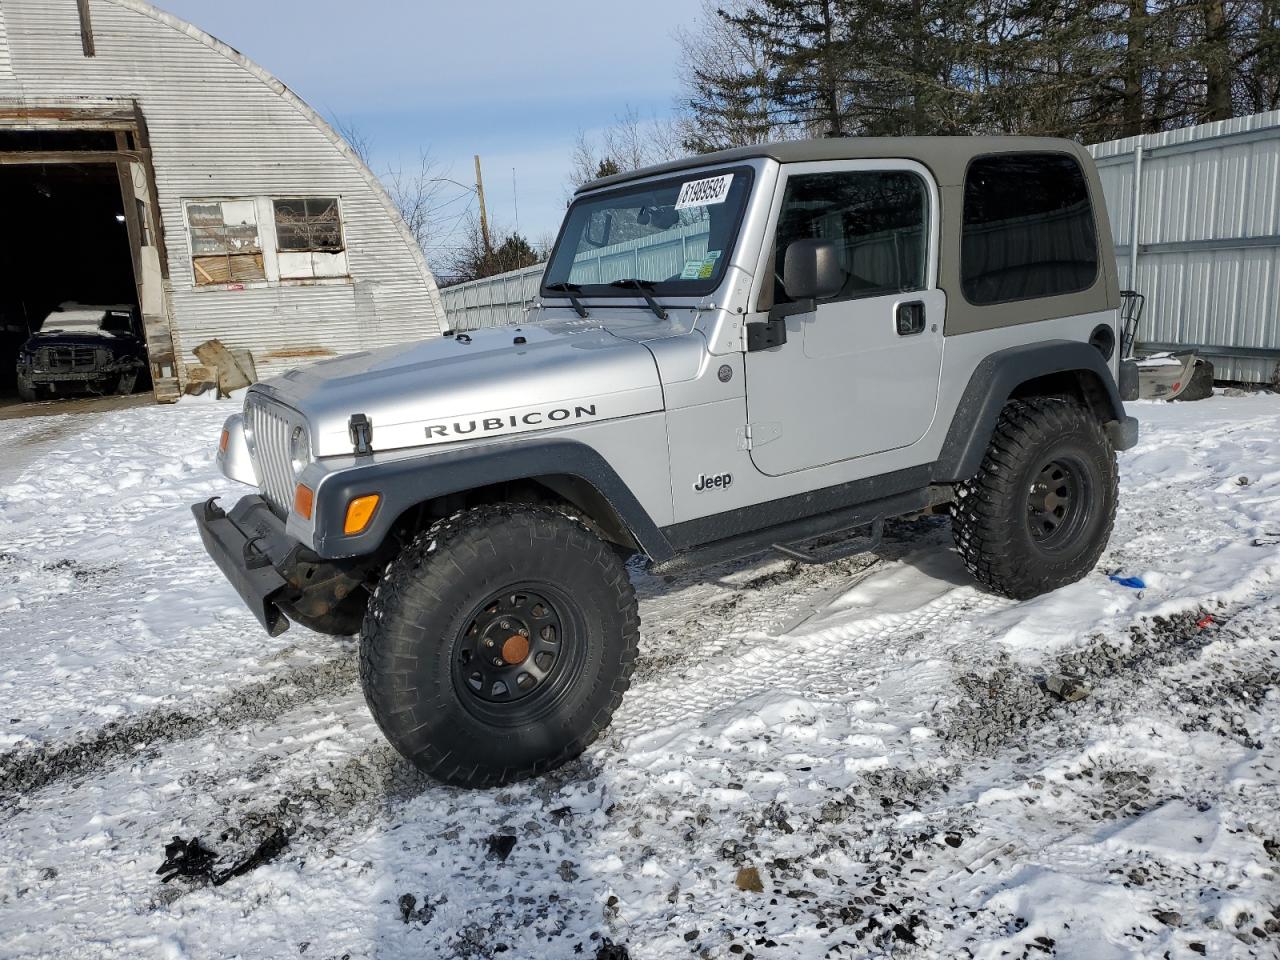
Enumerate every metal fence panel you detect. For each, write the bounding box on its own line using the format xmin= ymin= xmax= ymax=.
xmin=1091 ymin=110 xmax=1280 ymax=383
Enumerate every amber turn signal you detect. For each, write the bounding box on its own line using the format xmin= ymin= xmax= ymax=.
xmin=344 ymin=494 xmax=380 ymax=535
xmin=219 ymin=429 xmax=229 ymax=452
xmin=294 ymin=483 xmax=315 ymax=520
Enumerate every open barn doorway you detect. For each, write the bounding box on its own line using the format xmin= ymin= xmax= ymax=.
xmin=0 ymin=112 xmax=178 ymax=410
xmin=0 ymin=159 xmax=151 ymax=404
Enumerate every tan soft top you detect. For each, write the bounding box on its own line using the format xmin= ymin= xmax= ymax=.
xmin=579 ymin=136 xmax=1093 ymax=193
xmin=578 ymin=135 xmax=1118 ymax=335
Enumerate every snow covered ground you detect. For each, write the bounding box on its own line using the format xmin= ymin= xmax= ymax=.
xmin=1 ymin=393 xmax=1278 ymax=960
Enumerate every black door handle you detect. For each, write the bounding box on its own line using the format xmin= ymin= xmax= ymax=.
xmin=896 ymin=301 xmax=926 ymax=336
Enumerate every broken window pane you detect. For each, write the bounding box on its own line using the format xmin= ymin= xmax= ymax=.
xmin=185 ymin=200 xmax=265 ymax=285
xmin=273 ymin=198 xmax=344 ymax=252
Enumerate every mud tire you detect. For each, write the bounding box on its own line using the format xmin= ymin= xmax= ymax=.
xmin=16 ymin=374 xmax=40 ymax=403
xmin=359 ymin=504 xmax=639 ymax=788
xmin=951 ymin=397 xmax=1118 ymax=600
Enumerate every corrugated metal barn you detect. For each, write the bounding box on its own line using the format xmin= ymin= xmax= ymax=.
xmin=0 ymin=0 xmax=445 ymax=404
xmin=443 ymin=115 xmax=1280 ymax=385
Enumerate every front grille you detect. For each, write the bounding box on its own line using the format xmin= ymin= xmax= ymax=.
xmin=40 ymin=346 xmax=100 ymax=372
xmin=245 ymin=396 xmax=299 ymax=515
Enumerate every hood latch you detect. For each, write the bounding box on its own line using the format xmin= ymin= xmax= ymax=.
xmin=348 ymin=413 xmax=374 ymax=456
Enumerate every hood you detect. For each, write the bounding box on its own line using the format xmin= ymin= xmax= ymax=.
xmin=253 ymin=319 xmax=665 ymax=457
xmin=22 ymin=330 xmax=141 ymax=350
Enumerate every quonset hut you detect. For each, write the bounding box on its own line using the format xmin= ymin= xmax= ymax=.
xmin=0 ymin=0 xmax=445 ymax=403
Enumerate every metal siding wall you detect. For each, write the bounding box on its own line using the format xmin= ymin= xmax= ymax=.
xmin=440 ymin=263 xmax=545 ymax=331
xmin=1091 ymin=111 xmax=1280 ymax=383
xmin=0 ymin=0 xmax=444 ymax=383
xmin=0 ymin=5 xmax=14 ymax=86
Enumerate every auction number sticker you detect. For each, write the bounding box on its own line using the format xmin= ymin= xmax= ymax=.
xmin=675 ymin=173 xmax=734 ymax=209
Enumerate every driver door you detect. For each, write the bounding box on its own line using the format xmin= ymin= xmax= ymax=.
xmin=744 ymin=160 xmax=944 ymax=477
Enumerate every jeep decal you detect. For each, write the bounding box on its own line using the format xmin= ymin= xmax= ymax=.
xmin=425 ymin=404 xmax=598 ymax=440
xmin=693 ymin=471 xmax=733 ymax=493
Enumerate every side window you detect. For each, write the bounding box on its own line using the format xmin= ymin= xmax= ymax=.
xmin=774 ymin=170 xmax=928 ymax=304
xmin=273 ymin=197 xmax=349 ymax=280
xmin=961 ymin=153 xmax=1098 ymax=305
xmin=186 ymin=200 xmax=266 ymax=286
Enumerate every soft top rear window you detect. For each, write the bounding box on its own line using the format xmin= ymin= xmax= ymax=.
xmin=961 ymin=153 xmax=1098 ymax=306
xmin=542 ymin=167 xmax=754 ymax=298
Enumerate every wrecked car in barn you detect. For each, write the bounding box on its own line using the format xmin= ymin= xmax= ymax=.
xmin=15 ymin=302 xmax=147 ymax=402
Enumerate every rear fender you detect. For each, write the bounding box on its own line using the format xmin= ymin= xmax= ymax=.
xmin=935 ymin=340 xmax=1132 ymax=482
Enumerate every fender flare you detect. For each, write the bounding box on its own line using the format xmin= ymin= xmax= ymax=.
xmin=934 ymin=339 xmax=1129 ymax=483
xmin=311 ymin=437 xmax=674 ymax=562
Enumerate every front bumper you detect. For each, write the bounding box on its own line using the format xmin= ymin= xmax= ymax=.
xmin=20 ymin=358 xmax=142 ymax=385
xmin=193 ymin=494 xmax=373 ymax=637
xmin=192 ymin=496 xmax=294 ymax=636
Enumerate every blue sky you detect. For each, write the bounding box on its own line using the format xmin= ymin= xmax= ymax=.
xmin=151 ymin=0 xmax=690 ymax=260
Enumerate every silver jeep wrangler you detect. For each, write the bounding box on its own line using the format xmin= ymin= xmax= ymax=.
xmin=194 ymin=137 xmax=1140 ymax=787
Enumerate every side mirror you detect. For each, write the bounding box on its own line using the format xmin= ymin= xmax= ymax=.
xmin=782 ymin=238 xmax=844 ymax=300
xmin=747 ymin=239 xmax=844 ymax=352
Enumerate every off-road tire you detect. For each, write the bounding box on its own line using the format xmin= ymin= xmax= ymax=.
xmin=951 ymin=397 xmax=1118 ymax=600
xmin=359 ymin=504 xmax=639 ymax=788
xmin=16 ymin=374 xmax=39 ymax=403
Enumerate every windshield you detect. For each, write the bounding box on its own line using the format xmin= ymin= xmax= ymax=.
xmin=542 ymin=166 xmax=753 ymax=298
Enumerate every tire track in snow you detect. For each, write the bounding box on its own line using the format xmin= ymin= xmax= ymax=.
xmin=165 ymin=551 xmax=991 ymax=888
xmin=590 ymin=596 xmax=1280 ymax=958
xmin=0 ymin=527 xmax=907 ymax=803
xmin=0 ymin=648 xmax=358 ymax=799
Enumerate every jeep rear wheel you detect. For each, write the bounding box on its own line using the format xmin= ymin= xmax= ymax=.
xmin=358 ymin=504 xmax=639 ymax=788
xmin=951 ymin=397 xmax=1118 ymax=600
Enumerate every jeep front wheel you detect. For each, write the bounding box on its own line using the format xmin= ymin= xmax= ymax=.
xmin=950 ymin=397 xmax=1118 ymax=600
xmin=359 ymin=504 xmax=639 ymax=788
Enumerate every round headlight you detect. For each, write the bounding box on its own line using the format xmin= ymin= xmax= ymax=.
xmin=289 ymin=425 xmax=312 ymax=476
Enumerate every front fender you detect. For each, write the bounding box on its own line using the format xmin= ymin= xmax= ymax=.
xmin=308 ymin=437 xmax=673 ymax=562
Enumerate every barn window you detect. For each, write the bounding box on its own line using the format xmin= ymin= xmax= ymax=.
xmin=186 ymin=200 xmax=266 ymax=286
xmin=273 ymin=198 xmax=349 ymax=280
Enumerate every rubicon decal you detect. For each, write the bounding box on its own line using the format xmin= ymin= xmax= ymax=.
xmin=425 ymin=404 xmax=598 ymax=440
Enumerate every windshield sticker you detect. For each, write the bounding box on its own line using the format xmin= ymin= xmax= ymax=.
xmin=680 ymin=258 xmax=705 ymax=280
xmin=675 ymin=173 xmax=734 ymax=210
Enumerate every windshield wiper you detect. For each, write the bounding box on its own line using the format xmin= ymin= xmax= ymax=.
xmin=608 ymin=278 xmax=669 ymax=320
xmin=544 ymin=281 xmax=589 ymax=318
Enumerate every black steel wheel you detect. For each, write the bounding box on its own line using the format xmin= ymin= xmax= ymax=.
xmin=452 ymin=584 xmax=584 ymax=718
xmin=359 ymin=504 xmax=639 ymax=788
xmin=1026 ymin=457 xmax=1092 ymax=549
xmin=951 ymin=397 xmax=1118 ymax=600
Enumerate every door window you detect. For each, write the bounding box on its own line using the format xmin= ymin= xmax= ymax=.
xmin=773 ymin=170 xmax=928 ymax=304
